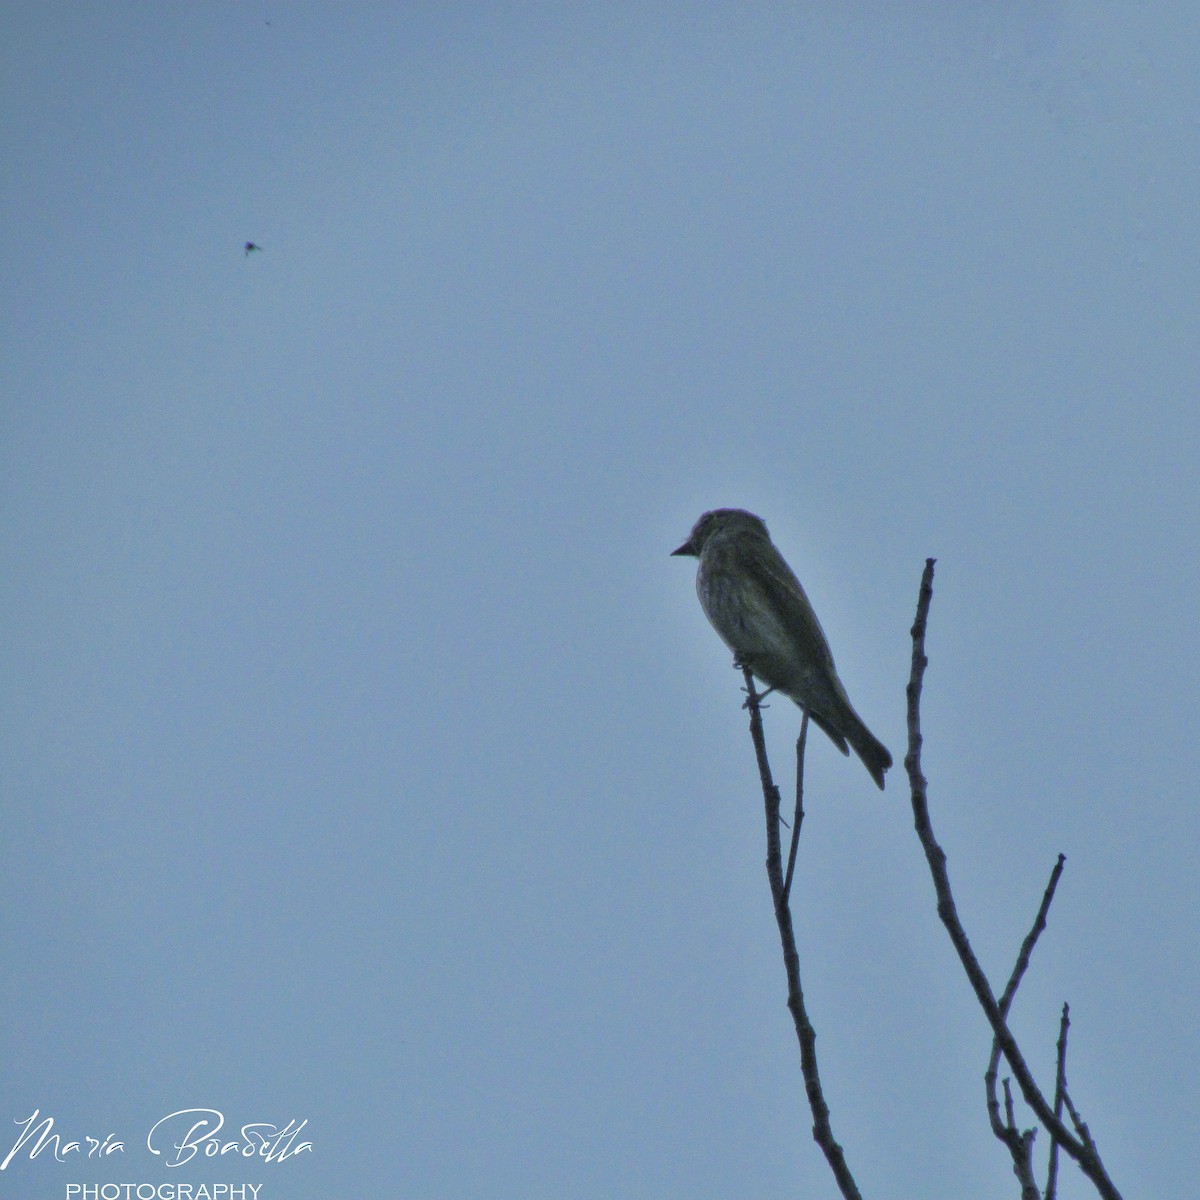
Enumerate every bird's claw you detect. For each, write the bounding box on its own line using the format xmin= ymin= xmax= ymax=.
xmin=741 ymin=683 xmax=775 ymax=710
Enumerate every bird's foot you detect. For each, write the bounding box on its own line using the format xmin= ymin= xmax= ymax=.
xmin=741 ymin=683 xmax=775 ymax=710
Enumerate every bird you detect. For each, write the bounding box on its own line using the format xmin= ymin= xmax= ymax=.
xmin=672 ymin=507 xmax=892 ymax=789
xmin=244 ymin=242 xmax=263 ymax=256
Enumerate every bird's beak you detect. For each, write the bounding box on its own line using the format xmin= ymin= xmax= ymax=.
xmin=671 ymin=539 xmax=696 ymax=557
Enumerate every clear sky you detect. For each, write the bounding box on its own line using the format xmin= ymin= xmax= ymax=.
xmin=3 ymin=4 xmax=1197 ymax=1199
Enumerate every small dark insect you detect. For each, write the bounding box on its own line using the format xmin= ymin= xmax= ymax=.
xmin=244 ymin=242 xmax=263 ymax=256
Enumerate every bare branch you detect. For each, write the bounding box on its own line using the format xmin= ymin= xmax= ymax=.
xmin=781 ymin=713 xmax=809 ymax=907
xmin=1000 ymin=855 xmax=1068 ymax=1018
xmin=1062 ymin=1083 xmax=1097 ymax=1154
xmin=905 ymin=559 xmax=1123 ymax=1200
xmin=990 ymin=1075 xmax=1040 ymax=1200
xmin=986 ymin=855 xmax=1067 ymax=1190
xmin=1046 ymin=1003 xmax=1070 ymax=1200
xmin=1003 ymin=1078 xmax=1018 ymax=1130
xmin=743 ymin=670 xmax=863 ymax=1200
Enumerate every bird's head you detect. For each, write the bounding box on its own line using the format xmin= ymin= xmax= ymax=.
xmin=671 ymin=508 xmax=769 ymax=557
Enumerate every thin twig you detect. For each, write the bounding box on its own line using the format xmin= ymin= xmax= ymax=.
xmin=985 ymin=855 xmax=1067 ymax=1192
xmin=995 ymin=1079 xmax=1041 ymax=1200
xmin=1000 ymin=855 xmax=1068 ymax=1018
xmin=1003 ymin=1078 xmax=1017 ymax=1129
xmin=905 ymin=559 xmax=1123 ymax=1200
xmin=1047 ymin=1003 xmax=1070 ymax=1200
xmin=781 ymin=712 xmax=809 ymax=907
xmin=743 ymin=670 xmax=863 ymax=1200
xmin=1062 ymin=1084 xmax=1096 ymax=1154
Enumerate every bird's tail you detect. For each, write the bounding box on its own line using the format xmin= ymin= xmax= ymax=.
xmin=846 ymin=718 xmax=892 ymax=791
xmin=805 ymin=698 xmax=892 ymax=791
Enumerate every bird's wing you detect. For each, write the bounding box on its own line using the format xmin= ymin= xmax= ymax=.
xmin=730 ymin=537 xmax=837 ymax=672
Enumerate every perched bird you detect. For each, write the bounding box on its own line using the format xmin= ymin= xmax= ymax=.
xmin=244 ymin=242 xmax=263 ymax=256
xmin=673 ymin=508 xmax=892 ymax=789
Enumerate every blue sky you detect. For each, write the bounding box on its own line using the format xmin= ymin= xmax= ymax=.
xmin=3 ymin=5 xmax=1197 ymax=1199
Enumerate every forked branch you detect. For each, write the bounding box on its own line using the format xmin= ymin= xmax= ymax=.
xmin=986 ymin=854 xmax=1066 ymax=1197
xmin=742 ymin=669 xmax=863 ymax=1200
xmin=905 ymin=559 xmax=1122 ymax=1200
